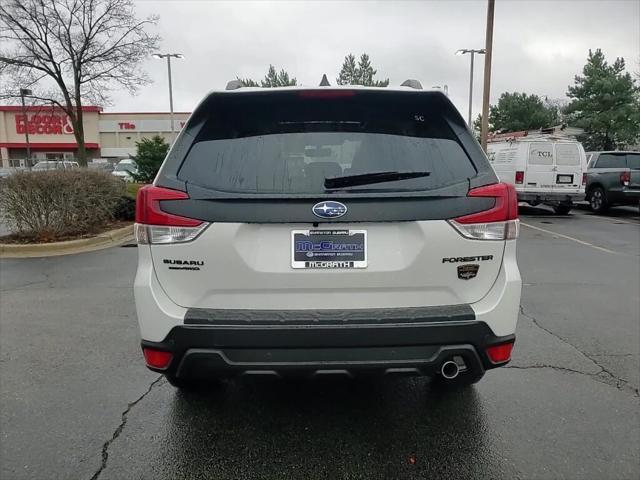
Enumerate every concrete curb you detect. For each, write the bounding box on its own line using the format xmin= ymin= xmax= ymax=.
xmin=0 ymin=224 xmax=134 ymax=258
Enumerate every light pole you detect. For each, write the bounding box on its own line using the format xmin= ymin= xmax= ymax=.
xmin=19 ymin=88 xmax=33 ymax=166
xmin=455 ymin=48 xmax=485 ymax=127
xmin=152 ymin=53 xmax=184 ymax=141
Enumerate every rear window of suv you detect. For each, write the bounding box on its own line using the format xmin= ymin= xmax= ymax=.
xmin=627 ymin=153 xmax=640 ymax=169
xmin=595 ymin=153 xmax=626 ymax=169
xmin=177 ymin=91 xmax=477 ymax=194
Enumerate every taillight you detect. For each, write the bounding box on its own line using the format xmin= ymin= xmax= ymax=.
xmin=620 ymin=171 xmax=631 ymax=186
xmin=582 ymin=173 xmax=587 ymax=186
xmin=135 ymin=185 xmax=209 ymax=245
xmin=142 ymin=347 xmax=173 ymax=369
xmin=448 ymin=183 xmax=519 ymax=241
xmin=515 ymin=171 xmax=524 ymax=184
xmin=486 ymin=342 xmax=514 ymax=364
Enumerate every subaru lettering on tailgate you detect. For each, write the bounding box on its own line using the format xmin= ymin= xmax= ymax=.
xmin=291 ymin=230 xmax=367 ymax=269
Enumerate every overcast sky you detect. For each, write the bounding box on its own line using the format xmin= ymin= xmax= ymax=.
xmin=108 ymin=0 xmax=640 ymax=119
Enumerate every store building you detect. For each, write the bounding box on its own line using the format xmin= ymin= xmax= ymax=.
xmin=0 ymin=105 xmax=190 ymax=167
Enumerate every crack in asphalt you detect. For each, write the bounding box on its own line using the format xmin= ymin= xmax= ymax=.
xmin=89 ymin=376 xmax=164 ymax=480
xmin=519 ymin=305 xmax=639 ymax=397
xmin=0 ymin=272 xmax=52 ymax=292
xmin=590 ymin=353 xmax=639 ymax=358
xmin=505 ymin=364 xmax=593 ymax=376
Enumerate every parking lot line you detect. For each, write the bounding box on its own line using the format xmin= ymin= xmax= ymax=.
xmin=520 ymin=222 xmax=621 ymax=255
xmin=574 ymin=213 xmax=639 ymax=226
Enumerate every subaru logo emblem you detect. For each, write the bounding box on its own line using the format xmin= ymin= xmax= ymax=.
xmin=312 ymin=201 xmax=347 ymax=219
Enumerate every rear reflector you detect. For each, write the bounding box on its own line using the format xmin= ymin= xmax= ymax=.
xmin=448 ymin=183 xmax=519 ymax=241
xmin=515 ymin=171 xmax=524 ymax=184
xmin=143 ymin=348 xmax=173 ymax=369
xmin=486 ymin=342 xmax=514 ymax=364
xmin=135 ymin=185 xmax=209 ymax=245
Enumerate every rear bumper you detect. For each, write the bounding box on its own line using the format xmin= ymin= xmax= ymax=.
xmin=518 ymin=191 xmax=584 ymax=204
xmin=141 ymin=316 xmax=515 ymax=379
xmin=615 ymin=189 xmax=640 ymax=203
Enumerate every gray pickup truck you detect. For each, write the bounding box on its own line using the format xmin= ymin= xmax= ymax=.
xmin=586 ymin=151 xmax=640 ymax=213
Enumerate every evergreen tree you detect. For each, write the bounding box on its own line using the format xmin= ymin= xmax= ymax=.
xmin=564 ymin=49 xmax=640 ymax=150
xmin=130 ymin=135 xmax=170 ymax=183
xmin=337 ymin=54 xmax=358 ymax=85
xmin=336 ymin=53 xmax=389 ymax=87
xmin=238 ymin=65 xmax=297 ymax=88
xmin=237 ymin=77 xmax=260 ymax=87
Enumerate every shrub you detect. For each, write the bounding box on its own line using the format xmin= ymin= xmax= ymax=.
xmin=0 ymin=170 xmax=126 ymax=240
xmin=113 ymin=195 xmax=136 ymax=221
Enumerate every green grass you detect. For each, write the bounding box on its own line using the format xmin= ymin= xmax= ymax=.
xmin=126 ymin=182 xmax=145 ymax=199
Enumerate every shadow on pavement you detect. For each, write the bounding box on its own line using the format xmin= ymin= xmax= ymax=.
xmin=158 ymin=377 xmax=502 ymax=479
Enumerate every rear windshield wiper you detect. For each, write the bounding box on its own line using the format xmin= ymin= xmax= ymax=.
xmin=324 ymin=170 xmax=431 ymax=189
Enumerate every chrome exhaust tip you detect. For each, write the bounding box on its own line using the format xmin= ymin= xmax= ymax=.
xmin=441 ymin=360 xmax=460 ymax=380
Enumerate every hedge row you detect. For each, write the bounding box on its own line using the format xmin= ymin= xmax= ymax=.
xmin=0 ymin=170 xmax=134 ymax=241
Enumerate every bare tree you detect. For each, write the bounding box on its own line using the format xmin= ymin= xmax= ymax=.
xmin=0 ymin=0 xmax=160 ymax=165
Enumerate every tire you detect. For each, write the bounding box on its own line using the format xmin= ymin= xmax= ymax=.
xmin=553 ymin=204 xmax=572 ymax=215
xmin=588 ymin=186 xmax=609 ymax=213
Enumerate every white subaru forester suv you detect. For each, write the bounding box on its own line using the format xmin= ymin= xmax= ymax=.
xmin=134 ymin=82 xmax=521 ymax=390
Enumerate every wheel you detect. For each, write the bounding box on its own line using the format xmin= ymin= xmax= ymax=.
xmin=553 ymin=204 xmax=572 ymax=215
xmin=431 ymin=370 xmax=485 ymax=389
xmin=588 ymin=186 xmax=609 ymax=213
xmin=165 ymin=374 xmax=222 ymax=392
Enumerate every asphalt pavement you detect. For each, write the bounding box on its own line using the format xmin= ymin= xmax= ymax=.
xmin=1 ymin=206 xmax=638 ymax=480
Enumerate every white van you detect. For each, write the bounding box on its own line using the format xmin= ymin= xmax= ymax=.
xmin=487 ymin=133 xmax=588 ymax=214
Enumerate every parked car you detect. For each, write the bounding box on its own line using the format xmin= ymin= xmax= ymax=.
xmin=88 ymin=159 xmax=115 ymax=172
xmin=134 ymin=82 xmax=522 ymax=390
xmin=0 ymin=167 xmax=22 ymax=178
xmin=585 ymin=151 xmax=640 ymax=213
xmin=111 ymin=159 xmax=138 ymax=182
xmin=487 ymin=132 xmax=588 ymax=214
xmin=32 ymin=160 xmax=80 ymax=171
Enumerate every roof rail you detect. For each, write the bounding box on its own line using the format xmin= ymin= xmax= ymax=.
xmin=400 ymin=79 xmax=423 ymax=90
xmin=225 ymin=79 xmax=244 ymax=90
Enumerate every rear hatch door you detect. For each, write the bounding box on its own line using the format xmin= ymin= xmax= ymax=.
xmin=627 ymin=153 xmax=640 ymax=189
xmin=553 ymin=142 xmax=585 ymax=193
xmin=149 ymin=89 xmax=506 ymax=310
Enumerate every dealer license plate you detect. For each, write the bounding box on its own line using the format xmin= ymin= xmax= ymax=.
xmin=291 ymin=230 xmax=367 ymax=269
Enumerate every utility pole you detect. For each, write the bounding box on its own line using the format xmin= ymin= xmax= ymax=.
xmin=480 ymin=0 xmax=495 ymax=151
xmin=19 ymin=88 xmax=33 ymax=167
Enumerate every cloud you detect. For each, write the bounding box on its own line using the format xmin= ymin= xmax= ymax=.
xmin=108 ymin=0 xmax=639 ymax=118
